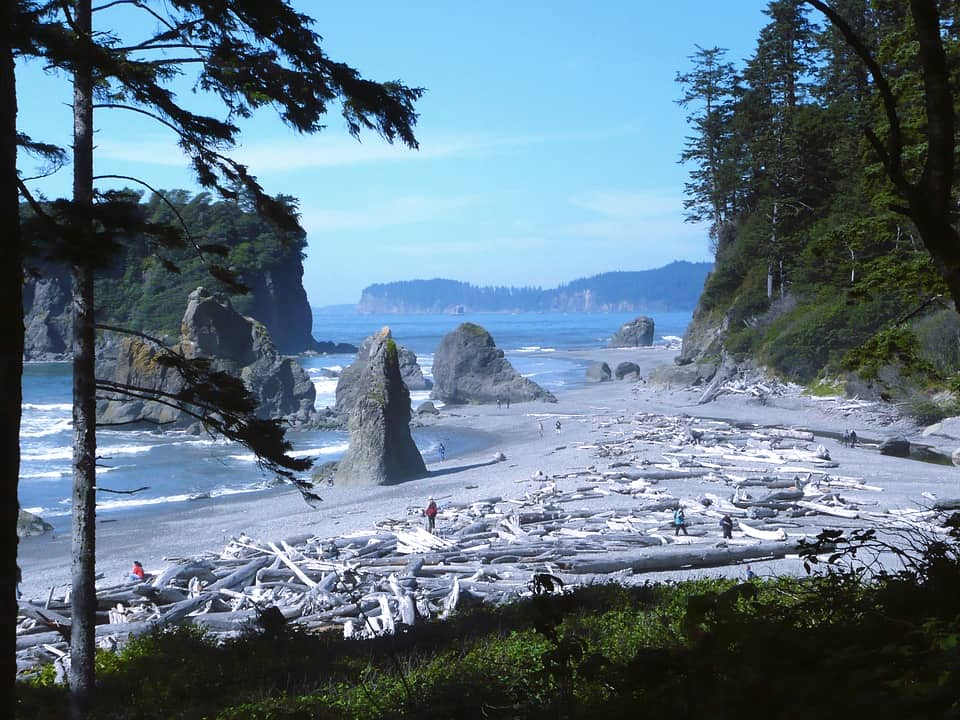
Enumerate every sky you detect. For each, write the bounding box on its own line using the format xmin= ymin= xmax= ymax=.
xmin=16 ymin=1 xmax=773 ymax=306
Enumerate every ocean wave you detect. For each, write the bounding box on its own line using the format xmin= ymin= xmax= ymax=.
xmin=20 ymin=471 xmax=63 ymax=479
xmin=96 ymin=444 xmax=155 ymax=458
xmin=21 ymin=447 xmax=73 ymax=462
xmin=20 ymin=419 xmax=72 ymax=438
xmin=23 ymin=402 xmax=72 ymax=412
xmin=96 ymin=484 xmax=268 ymax=512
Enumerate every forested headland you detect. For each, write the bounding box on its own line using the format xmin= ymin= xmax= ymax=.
xmin=677 ymin=0 xmax=960 ymax=419
xmin=23 ymin=190 xmax=321 ymax=357
xmin=356 ymin=261 xmax=712 ymax=314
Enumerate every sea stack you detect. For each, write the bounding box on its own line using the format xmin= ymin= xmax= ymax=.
xmin=430 ymin=322 xmax=557 ymax=404
xmin=608 ymin=316 xmax=655 ymax=347
xmin=335 ymin=334 xmax=430 ymax=419
xmin=335 ymin=327 xmax=427 ymax=486
xmin=97 ymin=287 xmax=318 ymax=427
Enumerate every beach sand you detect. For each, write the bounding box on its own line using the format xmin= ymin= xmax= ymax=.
xmin=18 ymin=346 xmax=960 ymax=599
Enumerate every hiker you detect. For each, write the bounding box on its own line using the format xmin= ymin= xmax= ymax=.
xmin=438 ymin=442 xmax=445 ymax=461
xmin=129 ymin=561 xmax=145 ymax=582
xmin=506 ymin=397 xmax=510 ymax=409
xmin=719 ymin=514 xmax=734 ymax=539
xmin=673 ymin=507 xmax=688 ymax=536
xmin=745 ymin=565 xmax=757 ymax=581
xmin=497 ymin=398 xmax=502 ymax=409
xmin=849 ymin=430 xmax=858 ymax=448
xmin=425 ymin=497 xmax=438 ymax=533
xmin=555 ymin=419 xmax=562 ymax=435
xmin=841 ymin=430 xmax=851 ymax=447
xmin=538 ymin=421 xmax=544 ymax=438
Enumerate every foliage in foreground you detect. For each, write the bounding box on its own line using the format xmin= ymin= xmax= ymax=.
xmin=17 ymin=526 xmax=960 ymax=720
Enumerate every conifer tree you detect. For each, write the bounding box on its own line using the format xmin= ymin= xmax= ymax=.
xmin=11 ymin=2 xmax=423 ymax=715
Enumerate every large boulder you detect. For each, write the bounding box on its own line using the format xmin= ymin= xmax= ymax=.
xmin=608 ymin=316 xmax=655 ymax=347
xmin=18 ymin=509 xmax=53 ymax=538
xmin=585 ymin=361 xmax=612 ymax=383
xmin=335 ymin=328 xmax=427 ymax=486
xmin=879 ymin=436 xmax=911 ymax=457
xmin=430 ymin=323 xmax=557 ymax=404
xmin=97 ymin=288 xmax=318 ymax=427
xmin=615 ymin=362 xmax=641 ymax=381
xmin=335 ymin=335 xmax=430 ymax=418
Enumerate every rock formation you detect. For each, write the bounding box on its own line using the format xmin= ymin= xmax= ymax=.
xmin=615 ymin=362 xmax=641 ymax=381
xmin=608 ymin=316 xmax=655 ymax=347
xmin=430 ymin=323 xmax=556 ymax=404
xmin=18 ymin=509 xmax=53 ymax=538
xmin=97 ymin=288 xmax=318 ymax=427
xmin=335 ymin=328 xmax=427 ymax=486
xmin=23 ymin=264 xmax=72 ymax=360
xmin=585 ymin=361 xmax=612 ymax=382
xmin=335 ymin=335 xmax=431 ymax=418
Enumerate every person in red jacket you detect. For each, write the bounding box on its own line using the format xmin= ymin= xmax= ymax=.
xmin=425 ymin=497 xmax=438 ymax=533
xmin=129 ymin=561 xmax=145 ymax=582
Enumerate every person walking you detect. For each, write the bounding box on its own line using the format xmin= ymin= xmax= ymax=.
xmin=673 ymin=507 xmax=688 ymax=536
xmin=719 ymin=514 xmax=734 ymax=539
xmin=438 ymin=442 xmax=445 ymax=461
xmin=555 ymin=419 xmax=562 ymax=435
xmin=425 ymin=497 xmax=438 ymax=533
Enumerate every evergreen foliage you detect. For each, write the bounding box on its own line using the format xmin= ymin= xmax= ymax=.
xmin=677 ymin=0 xmax=960 ymax=399
xmin=358 ymin=261 xmax=713 ymax=313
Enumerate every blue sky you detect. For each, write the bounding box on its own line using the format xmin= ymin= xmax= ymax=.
xmin=17 ymin=1 xmax=771 ymax=306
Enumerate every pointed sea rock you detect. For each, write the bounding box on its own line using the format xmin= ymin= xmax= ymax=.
xmin=430 ymin=322 xmax=556 ymax=404
xmin=335 ymin=327 xmax=427 ymax=486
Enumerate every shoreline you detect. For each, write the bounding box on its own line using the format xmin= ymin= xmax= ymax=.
xmin=18 ymin=345 xmax=960 ymax=599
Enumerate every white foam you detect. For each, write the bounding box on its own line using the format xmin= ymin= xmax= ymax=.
xmin=291 ymin=443 xmax=349 ymax=459
xmin=20 ymin=419 xmax=72 ymax=438
xmin=23 ymin=403 xmax=72 ymax=411
xmin=20 ymin=471 xmax=63 ymax=479
xmin=96 ymin=444 xmax=154 ymax=457
xmin=22 ymin=447 xmax=73 ymax=461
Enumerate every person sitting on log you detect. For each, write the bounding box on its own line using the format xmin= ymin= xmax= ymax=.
xmin=425 ymin=497 xmax=438 ymax=533
xmin=673 ymin=507 xmax=688 ymax=536
xmin=128 ymin=560 xmax=146 ymax=582
xmin=719 ymin=514 xmax=734 ymax=540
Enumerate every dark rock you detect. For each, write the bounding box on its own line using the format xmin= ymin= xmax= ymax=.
xmin=615 ymin=362 xmax=641 ymax=381
xmin=335 ymin=334 xmax=430 ymax=418
xmin=608 ymin=316 xmax=655 ymax=347
xmin=430 ymin=323 xmax=557 ymax=404
xmin=335 ymin=328 xmax=426 ymax=486
xmin=23 ymin=264 xmax=72 ymax=361
xmin=585 ymin=361 xmax=612 ymax=383
xmin=313 ymin=340 xmax=359 ymax=354
xmin=18 ymin=509 xmax=53 ymax=538
xmin=97 ymin=288 xmax=318 ymax=427
xmin=416 ymin=401 xmax=440 ymax=416
xmin=879 ymin=437 xmax=911 ymax=457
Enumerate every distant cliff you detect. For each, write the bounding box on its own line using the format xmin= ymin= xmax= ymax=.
xmin=356 ymin=261 xmax=712 ymax=314
xmin=23 ymin=190 xmax=325 ymax=359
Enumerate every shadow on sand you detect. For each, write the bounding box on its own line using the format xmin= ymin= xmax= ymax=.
xmin=427 ymin=458 xmax=500 ymax=478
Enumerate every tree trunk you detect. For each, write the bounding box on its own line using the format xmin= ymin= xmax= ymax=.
xmin=0 ymin=2 xmax=23 ymax=716
xmin=68 ymin=1 xmax=98 ymax=715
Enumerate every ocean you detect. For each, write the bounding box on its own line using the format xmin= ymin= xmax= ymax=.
xmin=19 ymin=310 xmax=691 ymax=530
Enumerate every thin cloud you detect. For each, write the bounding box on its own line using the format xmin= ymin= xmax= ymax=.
xmin=301 ymin=193 xmax=480 ymax=232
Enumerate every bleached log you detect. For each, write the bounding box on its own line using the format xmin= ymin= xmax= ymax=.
xmin=737 ymin=521 xmax=788 ymax=541
xmin=267 ymin=542 xmax=318 ymax=588
xmin=795 ymin=501 xmax=859 ymax=519
xmin=566 ymin=539 xmax=806 ymax=574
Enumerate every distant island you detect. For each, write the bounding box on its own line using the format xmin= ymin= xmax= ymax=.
xmin=356 ymin=261 xmax=712 ymax=314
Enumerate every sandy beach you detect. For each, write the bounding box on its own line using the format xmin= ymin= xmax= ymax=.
xmin=18 ymin=346 xmax=960 ymax=599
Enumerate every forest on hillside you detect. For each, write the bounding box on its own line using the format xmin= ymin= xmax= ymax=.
xmin=678 ymin=0 xmax=960 ymax=412
xmin=357 ymin=261 xmax=712 ymax=313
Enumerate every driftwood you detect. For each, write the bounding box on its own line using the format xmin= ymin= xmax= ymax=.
xmin=17 ymin=408 xmax=945 ymax=671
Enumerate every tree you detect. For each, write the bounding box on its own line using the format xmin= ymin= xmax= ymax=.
xmin=675 ymin=45 xmax=739 ymax=252
xmin=0 ymin=3 xmax=22 ymax=717
xmin=16 ymin=1 xmax=422 ymax=714
xmin=805 ymin=0 xmax=960 ymax=309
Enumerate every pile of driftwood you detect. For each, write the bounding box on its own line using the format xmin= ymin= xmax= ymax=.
xmin=15 ymin=412 xmax=951 ymax=675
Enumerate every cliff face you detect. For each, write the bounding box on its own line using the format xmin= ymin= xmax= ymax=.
xmin=236 ymin=252 xmax=316 ymax=354
xmin=23 ymin=264 xmax=72 ymax=361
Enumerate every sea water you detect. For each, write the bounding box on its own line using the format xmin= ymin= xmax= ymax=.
xmin=19 ymin=310 xmax=691 ymax=528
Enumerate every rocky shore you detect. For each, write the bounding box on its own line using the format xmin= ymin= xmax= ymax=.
xmin=18 ymin=346 xmax=960 ymax=601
